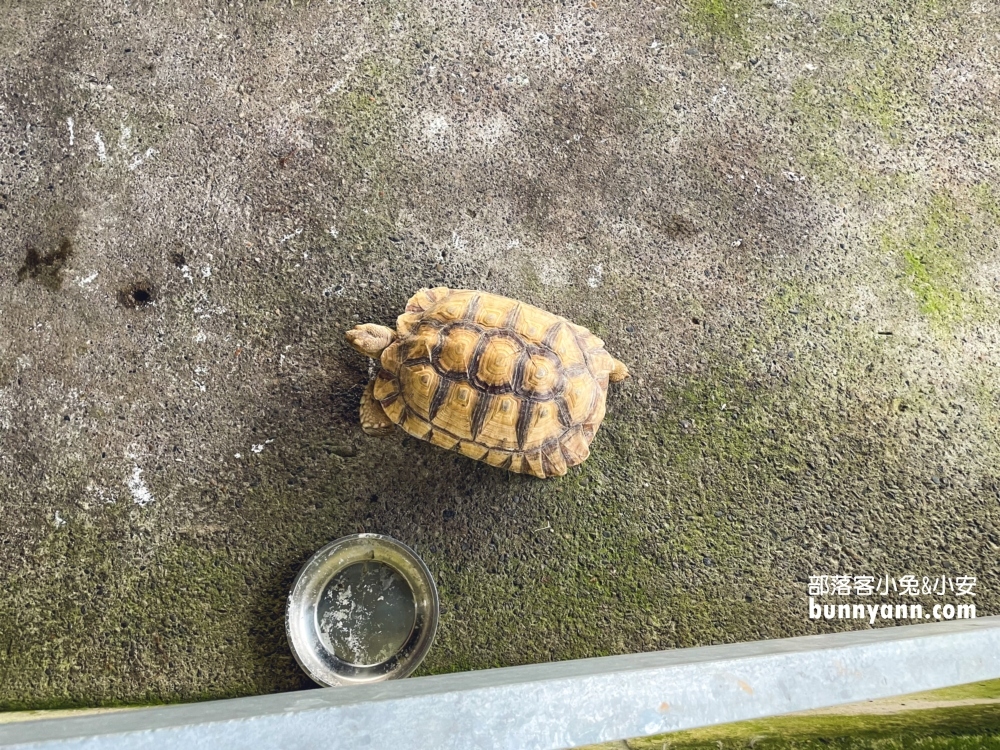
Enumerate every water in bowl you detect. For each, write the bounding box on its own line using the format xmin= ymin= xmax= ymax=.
xmin=316 ymin=561 xmax=417 ymax=666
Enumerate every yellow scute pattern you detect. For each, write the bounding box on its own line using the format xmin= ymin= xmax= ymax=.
xmin=547 ymin=323 xmax=586 ymax=367
xmin=403 ymin=325 xmax=440 ymax=362
xmin=473 ymin=294 xmax=519 ymax=328
xmin=380 ymin=340 xmax=405 ymax=374
xmin=563 ymin=373 xmax=596 ymax=423
xmin=426 ymin=290 xmax=478 ymax=323
xmin=476 ymin=394 xmax=521 ymax=450
xmin=437 ymin=327 xmax=479 ymax=376
xmin=511 ymin=305 xmax=560 ymax=344
xmin=432 ymin=382 xmax=478 ymax=441
xmin=382 ymin=395 xmax=405 ymax=423
xmin=475 ymin=335 xmax=521 ymax=388
xmin=521 ymin=354 xmax=560 ymax=396
xmin=522 ymin=401 xmax=562 ymax=451
xmin=373 ymin=370 xmax=399 ymax=401
xmin=402 ymin=412 xmax=432 ymax=439
xmin=399 ymin=363 xmax=440 ymax=420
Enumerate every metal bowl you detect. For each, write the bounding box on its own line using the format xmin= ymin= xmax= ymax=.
xmin=285 ymin=533 xmax=439 ymax=687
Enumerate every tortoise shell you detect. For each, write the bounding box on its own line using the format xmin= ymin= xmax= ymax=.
xmin=370 ymin=288 xmax=622 ymax=478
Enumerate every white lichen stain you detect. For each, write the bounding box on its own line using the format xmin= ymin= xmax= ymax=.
xmin=193 ymin=364 xmax=208 ymax=392
xmin=87 ymin=483 xmax=115 ymax=505
xmin=128 ymin=147 xmax=158 ymax=171
xmin=250 ymin=439 xmax=275 ymax=455
xmin=77 ymin=271 xmax=98 ymax=287
xmin=424 ymin=114 xmax=450 ymax=136
xmin=0 ymin=388 xmax=12 ymax=432
xmin=418 ymin=113 xmax=451 ymax=151
xmin=94 ymin=131 xmax=107 ymax=162
xmin=587 ymin=263 xmax=603 ymax=288
xmin=66 ymin=117 xmax=74 ymax=146
xmin=127 ymin=466 xmax=154 ymax=506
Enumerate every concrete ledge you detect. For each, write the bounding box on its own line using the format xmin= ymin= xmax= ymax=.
xmin=2 ymin=618 xmax=998 ymax=750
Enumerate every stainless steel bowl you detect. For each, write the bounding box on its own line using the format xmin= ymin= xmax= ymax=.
xmin=285 ymin=534 xmax=439 ymax=687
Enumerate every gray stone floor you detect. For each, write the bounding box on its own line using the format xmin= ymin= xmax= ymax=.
xmin=1 ymin=0 xmax=998 ymax=708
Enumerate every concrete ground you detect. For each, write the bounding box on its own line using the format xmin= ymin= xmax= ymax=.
xmin=1 ymin=0 xmax=998 ymax=709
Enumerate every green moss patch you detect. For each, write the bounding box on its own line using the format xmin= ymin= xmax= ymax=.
xmin=0 ymin=513 xmax=292 ymax=710
xmin=880 ymin=193 xmax=976 ymax=327
xmin=973 ymin=184 xmax=1000 ymax=224
xmin=689 ymin=0 xmax=751 ymax=44
xmin=788 ymin=4 xmax=948 ymax=186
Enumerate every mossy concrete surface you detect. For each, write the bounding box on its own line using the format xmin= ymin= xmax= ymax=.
xmin=1 ymin=0 xmax=999 ymax=709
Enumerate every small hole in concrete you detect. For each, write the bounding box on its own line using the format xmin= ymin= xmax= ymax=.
xmin=118 ymin=280 xmax=157 ymax=309
xmin=169 ymin=252 xmax=186 ymax=267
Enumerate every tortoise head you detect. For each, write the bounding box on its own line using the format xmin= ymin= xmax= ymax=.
xmin=346 ymin=323 xmax=396 ymax=359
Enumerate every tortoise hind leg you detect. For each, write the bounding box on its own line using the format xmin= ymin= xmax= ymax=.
xmin=609 ymin=358 xmax=630 ymax=383
xmin=360 ymin=381 xmax=394 ymax=436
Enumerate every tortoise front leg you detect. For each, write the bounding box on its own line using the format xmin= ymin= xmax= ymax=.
xmin=360 ymin=380 xmax=395 ymax=436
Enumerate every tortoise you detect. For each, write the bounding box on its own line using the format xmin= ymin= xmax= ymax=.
xmin=345 ymin=288 xmax=629 ymax=478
